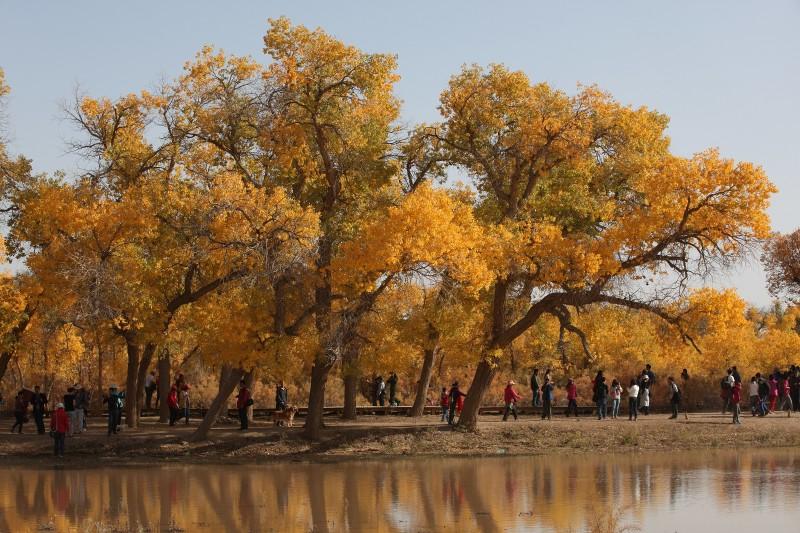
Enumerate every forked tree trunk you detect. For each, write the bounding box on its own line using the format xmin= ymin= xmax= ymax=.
xmin=457 ymin=358 xmax=496 ymax=430
xmin=410 ymin=346 xmax=438 ymax=417
xmin=135 ymin=343 xmax=156 ymax=418
xmin=124 ymin=338 xmax=141 ymax=428
xmin=189 ymin=366 xmax=245 ymax=442
xmin=304 ymin=361 xmax=332 ymax=440
xmin=158 ymin=352 xmax=171 ymax=423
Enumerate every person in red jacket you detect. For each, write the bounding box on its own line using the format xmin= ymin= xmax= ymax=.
xmin=236 ymin=380 xmax=251 ymax=430
xmin=502 ymin=380 xmax=522 ymax=421
xmin=731 ymin=380 xmax=742 ymax=425
xmin=566 ymin=378 xmax=579 ymax=417
xmin=439 ymin=387 xmax=449 ymax=422
xmin=167 ymin=386 xmax=179 ymax=426
xmin=50 ymin=402 xmax=69 ymax=457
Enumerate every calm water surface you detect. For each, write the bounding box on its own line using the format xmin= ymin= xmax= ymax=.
xmin=1 ymin=449 xmax=800 ymax=532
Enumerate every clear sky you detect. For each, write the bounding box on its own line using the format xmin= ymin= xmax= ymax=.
xmin=2 ymin=1 xmax=798 ymax=306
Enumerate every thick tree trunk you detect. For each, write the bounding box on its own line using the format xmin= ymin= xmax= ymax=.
xmin=158 ymin=351 xmax=171 ymax=423
xmin=410 ymin=346 xmax=437 ymax=417
xmin=136 ymin=343 xmax=156 ymax=418
xmin=124 ymin=337 xmax=140 ymax=428
xmin=343 ymin=374 xmax=359 ymax=420
xmin=189 ymin=367 xmax=245 ymax=442
xmin=457 ymin=358 xmax=496 ymax=430
xmin=304 ymin=361 xmax=332 ymax=440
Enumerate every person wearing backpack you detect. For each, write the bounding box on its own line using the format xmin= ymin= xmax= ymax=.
xmin=668 ymin=376 xmax=681 ymax=419
xmin=104 ymin=385 xmax=124 ymax=436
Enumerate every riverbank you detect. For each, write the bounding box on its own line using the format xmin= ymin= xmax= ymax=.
xmin=2 ymin=411 xmax=799 ymax=466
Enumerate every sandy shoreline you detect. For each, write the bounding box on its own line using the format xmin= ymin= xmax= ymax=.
xmin=2 ymin=411 xmax=799 ymax=467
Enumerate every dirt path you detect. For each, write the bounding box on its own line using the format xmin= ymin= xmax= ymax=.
xmin=1 ymin=410 xmax=798 ymax=466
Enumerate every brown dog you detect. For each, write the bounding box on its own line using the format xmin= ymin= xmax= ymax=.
xmin=273 ymin=406 xmax=298 ymax=427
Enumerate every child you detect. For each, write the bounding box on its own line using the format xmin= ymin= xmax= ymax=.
xmin=440 ymin=387 xmax=449 ymax=422
xmin=731 ymin=380 xmax=742 ymax=425
xmin=566 ymin=379 xmax=578 ymax=417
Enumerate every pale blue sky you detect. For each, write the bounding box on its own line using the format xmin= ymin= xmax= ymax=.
xmin=1 ymin=1 xmax=798 ymax=306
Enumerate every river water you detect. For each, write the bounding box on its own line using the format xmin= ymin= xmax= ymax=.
xmin=1 ymin=449 xmax=799 ymax=532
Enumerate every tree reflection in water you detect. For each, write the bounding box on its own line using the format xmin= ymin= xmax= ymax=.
xmin=2 ymin=449 xmax=800 ymax=532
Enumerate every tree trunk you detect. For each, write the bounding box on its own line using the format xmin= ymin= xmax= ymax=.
xmin=456 ymin=358 xmax=496 ymax=430
xmin=135 ymin=343 xmax=156 ymax=418
xmin=0 ymin=351 xmax=12 ymax=385
xmin=158 ymin=351 xmax=171 ymax=423
xmin=124 ymin=337 xmax=141 ymax=428
xmin=343 ymin=373 xmax=359 ymax=420
xmin=189 ymin=367 xmax=245 ymax=442
xmin=410 ymin=346 xmax=437 ymax=417
xmin=341 ymin=343 xmax=360 ymax=420
xmin=304 ymin=360 xmax=332 ymax=440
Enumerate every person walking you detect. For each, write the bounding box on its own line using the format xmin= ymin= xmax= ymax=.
xmin=610 ymin=379 xmax=622 ymax=419
xmin=530 ymin=368 xmax=541 ymax=407
xmin=541 ymin=377 xmax=554 ymax=420
xmin=439 ymin=387 xmax=450 ymax=422
xmin=769 ymin=374 xmax=779 ymax=413
xmin=50 ymin=402 xmax=69 ymax=457
xmin=749 ymin=376 xmax=760 ymax=416
xmin=236 ymin=380 xmax=251 ymax=430
xmin=790 ymin=367 xmax=800 ymax=413
xmin=757 ymin=373 xmax=770 ymax=416
xmin=720 ymin=369 xmax=734 ymax=414
xmin=11 ymin=391 xmax=27 ymax=433
xmin=387 ymin=372 xmax=399 ymax=406
xmin=179 ymin=383 xmax=190 ymax=425
xmin=627 ymin=379 xmax=640 ymax=421
xmin=447 ymin=382 xmax=466 ymax=425
xmin=377 ymin=376 xmax=386 ymax=406
xmin=74 ymin=384 xmax=87 ymax=434
xmin=639 ymin=375 xmax=651 ymax=415
xmin=667 ymin=376 xmax=681 ymax=419
xmin=731 ymin=380 xmax=742 ymax=425
xmin=275 ymin=381 xmax=288 ymax=411
xmin=104 ymin=385 xmax=124 ymax=435
xmin=167 ymin=385 xmax=180 ymax=426
xmin=565 ymin=378 xmax=578 ymax=417
xmin=145 ymin=371 xmax=157 ymax=410
xmin=502 ymin=380 xmax=521 ymax=421
xmin=63 ymin=387 xmax=77 ymax=437
xmin=780 ymin=372 xmax=793 ymax=416
xmin=31 ymin=385 xmax=48 ymax=435
xmin=50 ymin=402 xmax=69 ymax=455
xmin=594 ymin=374 xmax=608 ymax=420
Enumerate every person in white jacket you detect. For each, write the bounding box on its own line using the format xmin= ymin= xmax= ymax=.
xmin=628 ymin=380 xmax=640 ymax=421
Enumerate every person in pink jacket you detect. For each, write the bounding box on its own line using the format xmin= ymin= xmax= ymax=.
xmin=502 ymin=380 xmax=522 ymax=421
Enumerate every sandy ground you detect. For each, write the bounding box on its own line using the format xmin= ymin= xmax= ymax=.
xmin=1 ymin=410 xmax=799 ymax=466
